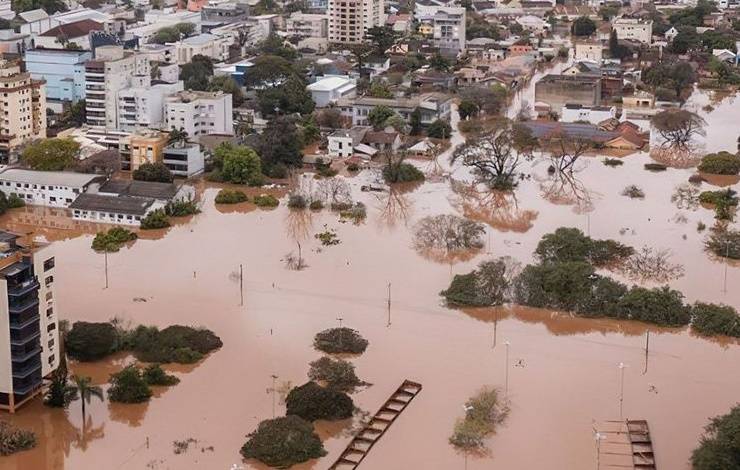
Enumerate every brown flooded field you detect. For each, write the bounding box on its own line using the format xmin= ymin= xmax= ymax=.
xmin=0 ymin=88 xmax=738 ymax=470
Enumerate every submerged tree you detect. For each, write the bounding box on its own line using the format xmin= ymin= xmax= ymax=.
xmin=413 ymin=215 xmax=486 ymax=256
xmin=441 ymin=257 xmax=521 ymax=306
xmin=539 ymin=128 xmax=593 ymax=173
xmin=691 ymin=404 xmax=740 ymax=469
xmin=451 ymin=120 xmax=532 ymax=190
xmin=652 ymin=109 xmax=706 ymax=149
xmin=71 ymin=375 xmax=104 ymax=423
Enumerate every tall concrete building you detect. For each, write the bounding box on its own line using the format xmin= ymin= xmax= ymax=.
xmin=84 ymin=45 xmax=150 ymax=130
xmin=0 ymin=231 xmax=59 ymax=413
xmin=0 ymin=59 xmax=46 ymax=163
xmin=165 ymin=90 xmax=233 ymax=138
xmin=24 ymin=49 xmax=91 ymax=107
xmin=327 ymin=0 xmax=385 ymax=44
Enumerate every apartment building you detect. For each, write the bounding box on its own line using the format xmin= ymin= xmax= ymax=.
xmin=327 ymin=0 xmax=385 ymax=44
xmin=0 ymin=231 xmax=59 ymax=413
xmin=415 ymin=6 xmax=466 ymax=55
xmin=0 ymin=169 xmax=103 ymax=207
xmin=162 ymin=143 xmax=204 ymax=177
xmin=613 ymin=17 xmax=653 ymax=44
xmin=175 ymin=33 xmax=232 ymax=63
xmin=287 ymin=12 xmax=328 ymax=38
xmin=0 ymin=60 xmax=46 ymax=163
xmin=84 ymin=45 xmax=150 ymax=130
xmin=117 ymin=80 xmax=184 ymax=132
xmin=165 ymin=90 xmax=233 ymax=138
xmin=118 ymin=130 xmax=169 ymax=172
xmin=25 ymin=49 xmax=91 ymax=106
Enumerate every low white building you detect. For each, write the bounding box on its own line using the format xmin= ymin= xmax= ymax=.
xmin=286 ymin=12 xmax=327 ymax=38
xmin=0 ymin=170 xmax=103 ymax=208
xmin=613 ymin=17 xmax=652 ymax=44
xmin=307 ymin=76 xmax=356 ymax=108
xmin=69 ymin=193 xmax=156 ymax=226
xmin=574 ymin=42 xmax=603 ymax=63
xmin=175 ymin=33 xmax=232 ymax=64
xmin=516 ymin=15 xmax=549 ymax=33
xmin=165 ymin=90 xmax=233 ymax=138
xmin=561 ymin=104 xmax=616 ymax=124
xmin=328 ymin=129 xmax=356 ymax=158
xmin=337 ymin=93 xmax=452 ymax=126
xmin=162 ymin=143 xmax=204 ymax=177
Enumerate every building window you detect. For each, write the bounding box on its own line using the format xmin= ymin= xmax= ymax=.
xmin=48 ymin=354 xmax=54 ymax=365
xmin=47 ymin=323 xmax=56 ymax=332
xmin=44 ymin=257 xmax=55 ymax=271
xmin=46 ymin=291 xmax=53 ymax=301
xmin=45 ymin=275 xmax=54 ymax=286
xmin=46 ymin=306 xmax=53 ymax=317
xmin=48 ymin=339 xmax=55 ymax=349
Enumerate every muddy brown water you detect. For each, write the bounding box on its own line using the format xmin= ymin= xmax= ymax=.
xmin=0 ymin=89 xmax=738 ymax=470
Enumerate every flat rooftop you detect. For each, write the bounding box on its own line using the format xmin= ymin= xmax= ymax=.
xmin=69 ymin=193 xmax=153 ymax=216
xmin=0 ymin=169 xmax=103 ymax=188
xmin=99 ymin=180 xmax=178 ymax=200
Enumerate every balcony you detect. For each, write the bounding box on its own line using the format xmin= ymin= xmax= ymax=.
xmin=12 ymin=358 xmax=41 ymax=379
xmin=8 ymin=279 xmax=38 ymax=298
xmin=11 ymin=342 xmax=41 ymax=363
xmin=13 ymin=370 xmax=42 ymax=396
xmin=10 ymin=322 xmax=40 ymax=347
xmin=9 ymin=309 xmax=39 ymax=330
xmin=9 ymin=296 xmax=39 ymax=315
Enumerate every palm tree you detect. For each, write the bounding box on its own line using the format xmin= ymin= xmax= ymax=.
xmin=167 ymin=127 xmax=189 ymax=148
xmin=71 ymin=375 xmax=104 ymax=423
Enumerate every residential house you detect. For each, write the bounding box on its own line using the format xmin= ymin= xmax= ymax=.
xmin=561 ymin=104 xmax=616 ymax=125
xmin=574 ymin=42 xmax=603 ymax=63
xmin=337 ymin=93 xmax=452 ymax=126
xmin=307 ymin=75 xmax=357 ymax=107
xmin=613 ymin=17 xmax=652 ymax=44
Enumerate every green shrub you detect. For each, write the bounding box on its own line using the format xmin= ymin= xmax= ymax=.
xmin=315 ymin=158 xmax=338 ymax=177
xmin=691 ymin=303 xmax=740 ymax=338
xmin=449 ymin=387 xmax=508 ymax=451
xmin=108 ymin=366 xmax=152 ymax=403
xmin=699 ymin=189 xmax=738 ymax=206
xmin=427 ymin=119 xmax=452 ymax=139
xmin=140 ymin=208 xmax=170 ymax=230
xmin=706 ymin=227 xmax=740 ymax=259
xmin=313 ymin=327 xmax=368 ymax=354
xmin=616 ymin=286 xmax=691 ymax=326
xmin=129 ymin=325 xmax=222 ymax=364
xmin=382 ymin=162 xmax=425 ymax=183
xmin=132 ymin=162 xmax=174 ymax=183
xmin=285 ymin=382 xmax=354 ymax=421
xmin=253 ymin=194 xmax=279 ymax=207
xmin=7 ymin=194 xmax=25 ymax=208
xmin=165 ymin=197 xmax=200 ymax=217
xmin=339 ymin=202 xmax=367 ymax=222
xmin=644 ymin=163 xmax=667 ymax=171
xmin=603 ymin=158 xmax=624 ymax=167
xmin=288 ymin=194 xmax=308 ymax=209
xmin=441 ymin=272 xmax=480 ymax=306
xmin=534 ymin=227 xmax=634 ymax=267
xmin=214 ymin=189 xmax=248 ymax=204
xmin=66 ymin=322 xmax=119 ymax=361
xmin=513 ymin=261 xmax=597 ymax=313
xmin=0 ymin=422 xmax=36 ymax=456
xmin=240 ymin=416 xmax=326 ymax=467
xmin=91 ymin=227 xmax=137 ymax=253
xmin=697 ymin=151 xmax=740 ymax=175
xmin=142 ymin=364 xmax=180 ymax=386
xmin=309 ymin=200 xmax=324 ymax=210
xmin=346 ymin=162 xmax=360 ymax=172
xmin=307 ymin=357 xmax=362 ymax=392
xmin=441 ymin=258 xmax=519 ymax=307
xmin=691 ymin=405 xmax=740 ymax=470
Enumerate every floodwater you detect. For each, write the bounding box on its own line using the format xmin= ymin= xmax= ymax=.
xmin=0 ymin=88 xmax=739 ymax=470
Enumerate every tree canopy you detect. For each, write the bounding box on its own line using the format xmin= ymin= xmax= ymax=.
xmin=150 ymin=22 xmax=195 ymax=44
xmin=254 ymin=116 xmax=304 ymax=175
xmin=240 ymin=416 xmax=326 ymax=467
xmin=214 ymin=143 xmax=264 ymax=185
xmin=22 ymin=138 xmax=79 ymax=171
xmin=132 ymin=162 xmax=174 ymax=183
xmin=691 ymin=404 xmax=740 ymax=469
xmin=571 ymin=16 xmax=597 ymax=36
xmin=257 ymin=75 xmax=315 ymax=116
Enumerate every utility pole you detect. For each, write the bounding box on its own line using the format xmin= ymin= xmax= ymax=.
xmin=104 ymin=250 xmax=109 ymax=289
xmin=723 ymin=241 xmax=729 ymax=294
xmin=239 ymin=264 xmax=244 ymax=306
xmin=270 ymin=374 xmax=278 ymax=418
xmin=642 ymin=331 xmax=650 ymax=375
xmin=504 ymin=340 xmax=510 ymax=397
xmin=386 ymin=282 xmax=391 ymax=327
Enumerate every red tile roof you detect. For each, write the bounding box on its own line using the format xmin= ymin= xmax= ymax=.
xmin=40 ymin=19 xmax=103 ymax=38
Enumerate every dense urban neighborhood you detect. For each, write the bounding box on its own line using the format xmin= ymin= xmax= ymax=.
xmin=0 ymin=0 xmax=736 ymax=467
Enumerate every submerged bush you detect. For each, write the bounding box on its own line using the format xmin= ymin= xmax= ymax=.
xmin=413 ymin=215 xmax=486 ymax=253
xmin=215 ymin=189 xmax=248 ymax=204
xmin=307 ymin=357 xmax=363 ymax=392
xmin=0 ymin=422 xmax=36 ymax=456
xmin=287 ymin=194 xmax=308 ymax=209
xmin=616 ymin=286 xmax=690 ymax=327
xmin=91 ymin=227 xmax=137 ymax=253
xmin=285 ymin=381 xmax=354 ymax=421
xmin=339 ymin=202 xmax=367 ymax=223
xmin=126 ymin=325 xmax=222 ymax=364
xmin=140 ymin=208 xmax=170 ymax=230
xmin=165 ymin=197 xmax=200 ymax=217
xmin=313 ymin=327 xmax=368 ymax=354
xmin=240 ymin=415 xmax=326 ymax=467
xmin=534 ymin=227 xmax=633 ymax=267
xmin=449 ymin=387 xmax=509 ymax=451
xmin=644 ymin=163 xmax=667 ymax=171
xmin=706 ymin=226 xmax=740 ymax=259
xmin=142 ymin=364 xmax=180 ymax=386
xmin=603 ymin=158 xmax=624 ymax=167
xmin=691 ymin=303 xmax=740 ymax=338
xmin=382 ymin=162 xmax=425 ymax=183
xmin=108 ymin=366 xmax=152 ymax=403
xmin=66 ymin=322 xmax=119 ymax=361
xmin=699 ymin=189 xmax=738 ymax=207
xmin=622 ymin=185 xmax=645 ymax=199
xmin=697 ymin=151 xmax=740 ymax=175
xmin=253 ymin=194 xmax=279 ymax=208
xmin=441 ymin=257 xmax=520 ymax=306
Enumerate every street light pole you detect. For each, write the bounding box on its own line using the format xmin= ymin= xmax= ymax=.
xmin=618 ymin=362 xmax=627 ymax=421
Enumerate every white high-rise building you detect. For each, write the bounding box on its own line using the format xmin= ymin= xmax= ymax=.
xmin=0 ymin=231 xmax=59 ymax=413
xmin=327 ymin=0 xmax=385 ymax=44
xmin=84 ymin=46 xmax=150 ymax=130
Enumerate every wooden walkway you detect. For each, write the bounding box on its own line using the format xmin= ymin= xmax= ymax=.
xmin=328 ymin=380 xmax=422 ymax=470
xmin=596 ymin=420 xmax=656 ymax=470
